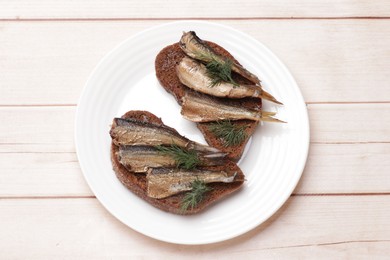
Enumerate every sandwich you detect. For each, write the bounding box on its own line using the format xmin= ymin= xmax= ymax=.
xmin=155 ymin=31 xmax=283 ymax=161
xmin=110 ymin=110 xmax=245 ymax=215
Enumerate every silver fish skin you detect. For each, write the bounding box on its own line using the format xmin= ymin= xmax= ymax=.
xmin=179 ymin=31 xmax=221 ymax=63
xmin=118 ymin=145 xmax=177 ymax=173
xmin=180 ymin=31 xmax=260 ymax=85
xmin=118 ymin=145 xmax=227 ymax=173
xmin=181 ymin=92 xmax=284 ymax=123
xmin=110 ymin=117 xmax=220 ymax=153
xmin=146 ymin=168 xmax=237 ymax=199
xmin=179 ymin=31 xmax=260 ymax=84
xmin=179 ymin=31 xmax=282 ymax=104
xmin=177 ymin=57 xmax=263 ymax=99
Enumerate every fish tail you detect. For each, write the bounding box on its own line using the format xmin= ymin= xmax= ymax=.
xmin=260 ymin=89 xmax=283 ymax=105
xmin=262 ymin=111 xmax=277 ymax=117
xmin=203 ymin=152 xmax=228 ymax=158
xmin=188 ymin=142 xmax=222 ymax=153
xmin=200 ymin=153 xmax=227 ymax=166
xmin=261 ymin=111 xmax=286 ymax=123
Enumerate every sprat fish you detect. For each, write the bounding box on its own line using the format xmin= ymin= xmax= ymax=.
xmin=110 ymin=117 xmax=220 ymax=153
xmin=118 ymin=145 xmax=227 ymax=173
xmin=177 ymin=57 xmax=273 ymax=100
xmin=146 ymin=168 xmax=238 ymax=199
xmin=181 ymin=92 xmax=284 ymax=123
xmin=179 ymin=31 xmax=281 ymax=104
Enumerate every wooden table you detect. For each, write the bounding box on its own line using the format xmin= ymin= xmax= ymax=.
xmin=1 ymin=1 xmax=390 ymax=258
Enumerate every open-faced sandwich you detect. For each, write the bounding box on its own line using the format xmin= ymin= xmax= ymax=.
xmin=110 ymin=110 xmax=245 ymax=215
xmin=155 ymin=31 xmax=283 ymax=161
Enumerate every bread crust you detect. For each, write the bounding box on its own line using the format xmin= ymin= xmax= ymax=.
xmin=111 ymin=110 xmax=245 ymax=215
xmin=155 ymin=42 xmax=261 ymax=161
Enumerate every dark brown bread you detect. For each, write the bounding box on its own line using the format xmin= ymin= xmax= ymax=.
xmin=111 ymin=110 xmax=245 ymax=215
xmin=155 ymin=42 xmax=261 ymax=161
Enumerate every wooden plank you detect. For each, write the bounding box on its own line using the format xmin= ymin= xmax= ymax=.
xmin=0 ymin=104 xmax=388 ymax=153
xmin=1 ymin=143 xmax=389 ymax=197
xmin=1 ymin=20 xmax=390 ymax=105
xmin=295 ymin=143 xmax=390 ymax=194
xmin=1 ymin=106 xmax=389 ymax=196
xmin=0 ymin=107 xmax=75 ymax=153
xmin=0 ymin=196 xmax=389 ymax=258
xmin=1 ymin=0 xmax=390 ymax=19
xmin=0 ymin=152 xmax=92 ymax=197
xmin=309 ymin=103 xmax=390 ymax=143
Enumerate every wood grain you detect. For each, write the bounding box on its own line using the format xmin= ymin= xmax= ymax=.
xmin=1 ymin=20 xmax=389 ymax=105
xmin=294 ymin=143 xmax=390 ymax=194
xmin=0 ymin=152 xmax=91 ymax=197
xmin=0 ymin=197 xmax=389 ymax=258
xmin=1 ymin=0 xmax=390 ymax=19
xmin=1 ymin=105 xmax=389 ymax=196
xmin=309 ymin=103 xmax=390 ymax=143
xmin=1 ymin=104 xmax=388 ymax=152
xmin=1 ymin=0 xmax=389 ymax=257
xmin=1 ymin=143 xmax=389 ymax=197
xmin=0 ymin=107 xmax=75 ymax=153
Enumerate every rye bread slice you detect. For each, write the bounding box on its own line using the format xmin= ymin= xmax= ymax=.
xmin=111 ymin=110 xmax=245 ymax=215
xmin=155 ymin=42 xmax=261 ymax=161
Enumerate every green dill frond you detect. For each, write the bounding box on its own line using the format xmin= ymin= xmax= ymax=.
xmin=193 ymin=51 xmax=238 ymax=87
xmin=193 ymin=51 xmax=214 ymax=63
xmin=205 ymin=58 xmax=238 ymax=87
xmin=181 ymin=180 xmax=212 ymax=212
xmin=208 ymin=120 xmax=248 ymax=147
xmin=155 ymin=144 xmax=200 ymax=170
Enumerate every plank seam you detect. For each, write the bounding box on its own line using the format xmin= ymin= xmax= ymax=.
xmin=2 ymin=193 xmax=390 ymax=200
xmin=3 ymin=141 xmax=390 ymax=147
xmin=307 ymin=101 xmax=390 ymax=105
xmin=1 ymin=17 xmax=390 ymax=22
xmin=0 ymin=151 xmax=76 ymax=154
xmin=310 ymin=141 xmax=390 ymax=144
xmin=253 ymin=239 xmax=390 ymax=251
xmin=292 ymin=193 xmax=390 ymax=196
xmin=1 ymin=101 xmax=390 ymax=107
xmin=0 ymin=196 xmax=95 ymax=199
xmin=0 ymin=104 xmax=77 ymax=107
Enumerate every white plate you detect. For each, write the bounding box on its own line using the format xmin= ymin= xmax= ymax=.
xmin=75 ymin=21 xmax=309 ymax=245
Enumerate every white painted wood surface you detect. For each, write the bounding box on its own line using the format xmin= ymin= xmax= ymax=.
xmin=1 ymin=0 xmax=389 ymax=258
xmin=1 ymin=143 xmax=390 ymax=197
xmin=1 ymin=20 xmax=390 ymax=105
xmin=1 ymin=197 xmax=389 ymax=258
xmin=1 ymin=106 xmax=390 ymax=196
xmin=1 ymin=0 xmax=390 ymax=19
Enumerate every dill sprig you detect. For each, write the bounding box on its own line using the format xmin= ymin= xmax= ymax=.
xmin=194 ymin=52 xmax=238 ymax=87
xmin=181 ymin=180 xmax=212 ymax=212
xmin=205 ymin=58 xmax=238 ymax=87
xmin=155 ymin=144 xmax=200 ymax=170
xmin=209 ymin=120 xmax=248 ymax=147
